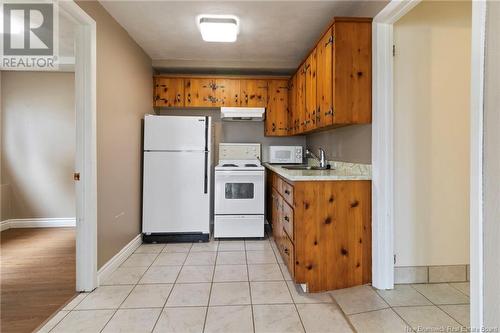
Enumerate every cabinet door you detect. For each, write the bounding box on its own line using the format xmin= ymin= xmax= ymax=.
xmin=217 ymin=79 xmax=240 ymax=107
xmin=305 ymin=49 xmax=317 ymax=132
xmin=333 ymin=21 xmax=371 ymax=124
xmin=185 ymin=78 xmax=218 ymax=107
xmin=240 ymin=79 xmax=268 ymax=107
xmin=288 ymin=75 xmax=297 ymax=135
xmin=154 ymin=77 xmax=184 ymax=107
xmin=271 ymin=188 xmax=283 ymax=241
xmin=296 ymin=63 xmax=306 ymax=133
xmin=316 ymin=28 xmax=334 ymax=127
xmin=265 ymin=80 xmax=289 ymax=136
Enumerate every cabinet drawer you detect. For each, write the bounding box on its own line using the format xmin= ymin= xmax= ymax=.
xmin=281 ymin=200 xmax=294 ymax=241
xmin=281 ymin=180 xmax=294 ymax=205
xmin=281 ymin=232 xmax=295 ymax=278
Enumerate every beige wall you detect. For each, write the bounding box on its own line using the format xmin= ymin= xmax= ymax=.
xmin=1 ymin=71 xmax=75 ymax=221
xmin=305 ymin=125 xmax=371 ymax=164
xmin=76 ymin=1 xmax=153 ymax=268
xmin=158 ymin=109 xmax=306 ymax=163
xmin=484 ymin=1 xmax=500 ymax=326
xmin=393 ymin=1 xmax=471 ymax=266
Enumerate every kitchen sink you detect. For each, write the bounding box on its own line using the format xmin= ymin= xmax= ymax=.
xmin=282 ymin=165 xmax=329 ymax=170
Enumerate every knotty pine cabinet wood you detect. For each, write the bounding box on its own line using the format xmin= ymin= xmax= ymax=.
xmin=240 ymin=79 xmax=268 ymax=107
xmin=153 ymin=76 xmax=275 ymax=108
xmin=316 ymin=27 xmax=334 ymax=127
xmin=296 ymin=63 xmax=306 ymax=133
xmin=184 ymin=78 xmax=219 ymax=107
xmin=288 ymin=74 xmax=298 ymax=135
xmin=331 ymin=19 xmax=372 ymax=124
xmin=305 ymin=49 xmax=317 ymax=132
xmin=285 ymin=18 xmax=372 ymax=135
xmin=265 ymin=80 xmax=289 ymax=136
xmin=268 ymin=170 xmax=372 ymax=292
xmin=183 ymin=78 xmax=241 ymax=107
xmin=154 ymin=77 xmax=185 ymax=107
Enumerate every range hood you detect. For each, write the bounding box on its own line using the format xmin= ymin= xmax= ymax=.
xmin=220 ymin=107 xmax=265 ymax=121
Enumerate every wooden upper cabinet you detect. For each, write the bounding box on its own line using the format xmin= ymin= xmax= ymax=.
xmin=240 ymin=79 xmax=268 ymax=107
xmin=288 ymin=75 xmax=297 ymax=135
xmin=265 ymin=80 xmax=289 ymax=136
xmin=284 ymin=18 xmax=371 ymax=135
xmin=304 ymin=49 xmax=317 ymax=132
xmin=333 ymin=20 xmax=372 ymax=124
xmin=296 ymin=63 xmax=306 ymax=133
xmin=154 ymin=77 xmax=184 ymax=107
xmin=316 ymin=28 xmax=334 ymax=128
xmin=217 ymin=79 xmax=240 ymax=107
xmin=184 ymin=78 xmax=219 ymax=107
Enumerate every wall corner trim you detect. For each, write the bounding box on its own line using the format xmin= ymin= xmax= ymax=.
xmin=0 ymin=218 xmax=76 ymax=232
xmin=96 ymin=234 xmax=142 ymax=285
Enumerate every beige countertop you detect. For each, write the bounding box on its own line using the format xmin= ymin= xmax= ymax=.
xmin=263 ymin=161 xmax=372 ymax=181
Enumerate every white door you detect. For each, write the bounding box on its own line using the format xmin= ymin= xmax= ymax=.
xmin=144 ymin=115 xmax=208 ymax=151
xmin=215 ymin=170 xmax=264 ymax=215
xmin=143 ymin=151 xmax=210 ymax=234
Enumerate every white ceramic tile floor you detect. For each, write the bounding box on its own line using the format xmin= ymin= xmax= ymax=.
xmin=39 ymin=233 xmax=471 ymax=333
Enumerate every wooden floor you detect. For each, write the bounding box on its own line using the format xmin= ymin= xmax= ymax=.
xmin=1 ymin=228 xmax=76 ymax=333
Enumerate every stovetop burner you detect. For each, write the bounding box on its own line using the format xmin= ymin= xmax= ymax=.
xmin=222 ymin=163 xmax=238 ymax=167
xmin=245 ymin=163 xmax=258 ymax=167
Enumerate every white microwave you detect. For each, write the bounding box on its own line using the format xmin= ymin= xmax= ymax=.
xmin=268 ymin=146 xmax=303 ymax=164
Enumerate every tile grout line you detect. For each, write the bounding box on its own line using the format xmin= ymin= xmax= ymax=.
xmin=388 ymin=284 xmax=437 ymax=332
xmin=97 ymin=244 xmax=165 ymax=333
xmin=327 ymin=294 xmax=358 ymax=333
xmin=267 ymin=234 xmax=307 ymax=333
xmin=246 ymin=245 xmax=256 ymax=333
xmin=448 ymin=282 xmax=471 ymax=298
xmin=202 ymin=239 xmax=219 ymax=333
xmin=436 ymin=304 xmax=468 ymax=327
xmin=44 ymin=308 xmax=72 ymax=333
xmin=150 ymin=243 xmax=189 ymax=333
xmin=403 ymin=283 xmax=465 ymax=330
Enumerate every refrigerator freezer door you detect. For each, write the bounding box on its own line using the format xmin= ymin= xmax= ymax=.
xmin=144 ymin=115 xmax=209 ymax=151
xmin=143 ymin=151 xmax=210 ymax=234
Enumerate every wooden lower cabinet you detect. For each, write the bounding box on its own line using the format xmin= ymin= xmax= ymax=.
xmin=269 ymin=171 xmax=371 ymax=292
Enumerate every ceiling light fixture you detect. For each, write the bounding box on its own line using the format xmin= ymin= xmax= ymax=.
xmin=197 ymin=15 xmax=239 ymax=43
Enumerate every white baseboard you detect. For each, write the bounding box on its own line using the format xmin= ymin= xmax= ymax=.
xmin=97 ymin=234 xmax=142 ymax=285
xmin=0 ymin=217 xmax=76 ymax=232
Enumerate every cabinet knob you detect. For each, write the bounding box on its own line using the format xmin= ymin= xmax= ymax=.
xmin=284 ymin=216 xmax=289 ymax=222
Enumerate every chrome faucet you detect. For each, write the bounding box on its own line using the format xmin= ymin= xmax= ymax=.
xmin=305 ymin=147 xmax=327 ymax=169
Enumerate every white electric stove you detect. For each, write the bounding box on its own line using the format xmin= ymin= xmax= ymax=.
xmin=214 ymin=143 xmax=265 ymax=238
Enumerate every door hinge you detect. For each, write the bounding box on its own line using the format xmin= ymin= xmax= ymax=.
xmin=393 ymin=44 xmax=396 ymax=57
xmin=394 ymin=254 xmax=397 ymax=264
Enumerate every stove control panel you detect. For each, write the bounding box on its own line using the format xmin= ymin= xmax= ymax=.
xmin=219 ymin=143 xmax=261 ymax=161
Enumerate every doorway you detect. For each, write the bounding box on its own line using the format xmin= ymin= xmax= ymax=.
xmin=0 ymin=1 xmax=97 ymax=331
xmin=372 ymin=0 xmax=486 ymax=329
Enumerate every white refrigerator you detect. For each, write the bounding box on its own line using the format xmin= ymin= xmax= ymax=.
xmin=142 ymin=115 xmax=211 ymax=243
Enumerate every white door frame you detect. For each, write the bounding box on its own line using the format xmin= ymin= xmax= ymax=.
xmin=372 ymin=0 xmax=486 ymax=329
xmin=371 ymin=0 xmax=421 ymax=290
xmin=59 ymin=1 xmax=98 ymax=292
xmin=469 ymin=0 xmax=486 ymax=328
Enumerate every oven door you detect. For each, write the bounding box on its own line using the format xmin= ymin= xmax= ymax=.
xmin=215 ymin=170 xmax=264 ymax=215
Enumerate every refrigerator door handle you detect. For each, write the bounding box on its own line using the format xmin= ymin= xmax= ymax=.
xmin=204 ymin=151 xmax=208 ymax=194
xmin=203 ymin=115 xmax=209 ymax=194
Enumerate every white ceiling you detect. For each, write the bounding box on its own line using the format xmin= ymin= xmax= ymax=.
xmin=99 ymin=1 xmax=388 ymax=74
